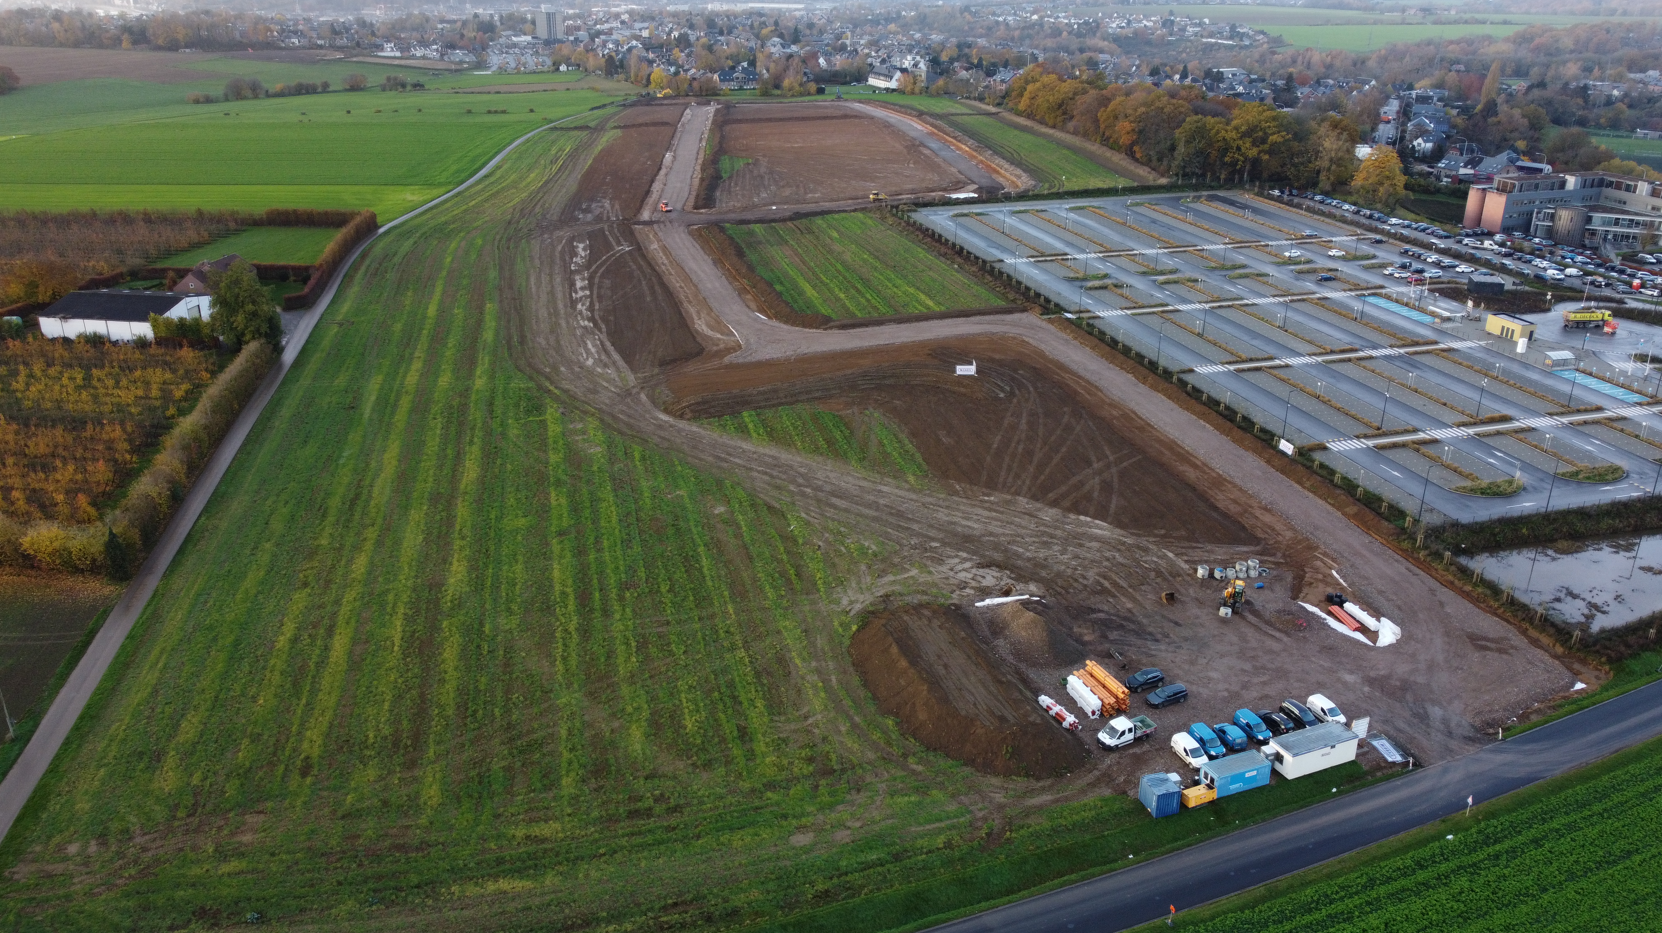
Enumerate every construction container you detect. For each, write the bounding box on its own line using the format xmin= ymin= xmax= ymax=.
xmin=1181 ymin=784 xmax=1217 ymax=809
xmin=1267 ymin=721 xmax=1358 ymax=779
xmin=1139 ymin=772 xmax=1184 ymax=818
xmin=1199 ymin=751 xmax=1271 ymax=798
xmin=1196 ymin=565 xmax=1209 ymax=579
xmin=1066 ymin=675 xmax=1103 ymax=719
xmin=1247 ymin=559 xmax=1260 ymax=573
xmin=1074 ymin=660 xmax=1131 ymax=715
xmin=1213 ymin=567 xmax=1226 ymax=580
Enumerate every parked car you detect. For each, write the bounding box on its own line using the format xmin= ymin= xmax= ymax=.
xmin=1327 ymin=248 xmax=1346 ymax=258
xmin=1172 ymin=731 xmax=1207 ymax=769
xmin=1281 ymin=699 xmax=1319 ymax=729
xmin=1233 ymin=709 xmax=1272 ymax=743
xmin=1282 ymin=250 xmax=1302 ymax=259
xmin=1146 ymin=683 xmax=1188 ymax=708
xmin=1188 ymin=723 xmax=1227 ymax=759
xmin=1215 ymin=723 xmax=1250 ymax=752
xmin=1260 ymin=710 xmax=1297 ymax=735
xmin=1125 ymin=668 xmax=1165 ymax=693
xmin=1308 ymin=693 xmax=1347 ymax=725
xmin=1455 ymin=265 xmax=1474 ymax=273
xmin=1317 ymin=273 xmax=1336 ymax=282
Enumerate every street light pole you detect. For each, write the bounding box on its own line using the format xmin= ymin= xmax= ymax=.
xmin=1281 ymin=387 xmax=1296 ymax=439
xmin=1544 ymin=433 xmax=1559 ymax=512
xmin=1417 ymin=458 xmax=1434 ymax=525
xmin=1381 ymin=391 xmax=1391 ymax=430
xmin=1475 ymin=377 xmax=1488 ymax=419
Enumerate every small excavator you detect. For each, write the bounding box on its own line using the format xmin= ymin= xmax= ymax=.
xmin=1220 ymin=578 xmax=1246 ymax=616
xmin=869 ymin=190 xmax=889 ymax=202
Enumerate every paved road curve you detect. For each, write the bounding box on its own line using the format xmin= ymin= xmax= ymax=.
xmin=0 ymin=109 xmax=612 ymax=846
xmin=930 ymin=677 xmax=1662 ymax=933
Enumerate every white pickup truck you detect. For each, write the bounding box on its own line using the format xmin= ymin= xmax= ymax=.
xmin=1096 ymin=715 xmax=1157 ymax=750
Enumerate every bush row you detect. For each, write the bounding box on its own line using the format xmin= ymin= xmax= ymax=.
xmin=284 ymin=210 xmax=378 ymax=310
xmin=0 ymin=340 xmax=275 ymax=577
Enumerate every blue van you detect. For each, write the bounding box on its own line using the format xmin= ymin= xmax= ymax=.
xmin=1233 ymin=709 xmax=1272 ymax=743
xmin=1188 ymin=723 xmax=1226 ymax=759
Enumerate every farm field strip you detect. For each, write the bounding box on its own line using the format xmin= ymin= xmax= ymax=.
xmin=0 ymin=87 xmax=627 ymax=217
xmin=161 ymin=226 xmax=341 ymax=266
xmin=725 ymin=212 xmax=1004 ymax=319
xmin=704 ymin=405 xmax=930 ymax=481
xmin=1183 ymin=738 xmax=1662 ymax=933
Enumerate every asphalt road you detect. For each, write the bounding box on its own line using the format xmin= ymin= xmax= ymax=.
xmin=0 ymin=110 xmax=612 ymax=846
xmin=929 ymin=677 xmax=1662 ymax=933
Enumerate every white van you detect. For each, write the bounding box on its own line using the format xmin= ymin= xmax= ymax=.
xmin=1172 ymin=732 xmax=1207 ymax=769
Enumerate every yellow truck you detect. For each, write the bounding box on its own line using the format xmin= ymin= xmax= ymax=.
xmin=1562 ymin=307 xmax=1613 ymax=329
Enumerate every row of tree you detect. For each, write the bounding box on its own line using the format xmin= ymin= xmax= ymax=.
xmin=1 ymin=209 xmax=249 ymax=306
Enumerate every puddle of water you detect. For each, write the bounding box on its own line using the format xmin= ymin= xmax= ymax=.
xmin=1461 ymin=533 xmax=1662 ymax=630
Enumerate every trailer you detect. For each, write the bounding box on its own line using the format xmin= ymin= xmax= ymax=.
xmin=1139 ymin=772 xmax=1184 ymax=819
xmin=1199 ymin=750 xmax=1271 ymax=798
xmin=1073 ymin=659 xmax=1131 ymax=715
xmin=1067 ymin=675 xmax=1104 ymax=719
xmin=1267 ymin=721 xmax=1358 ymax=779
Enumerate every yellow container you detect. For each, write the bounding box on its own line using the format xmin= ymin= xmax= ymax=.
xmin=1182 ymin=785 xmax=1217 ymax=809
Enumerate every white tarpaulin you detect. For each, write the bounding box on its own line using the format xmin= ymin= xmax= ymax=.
xmin=1343 ymin=602 xmax=1381 ymax=632
xmin=1376 ymin=618 xmax=1401 ymax=647
xmin=1325 ymin=617 xmax=1374 ymax=645
xmin=973 ymin=594 xmax=1032 ymax=607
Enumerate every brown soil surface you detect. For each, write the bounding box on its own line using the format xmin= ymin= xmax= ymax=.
xmin=561 ymin=105 xmax=685 ymax=222
xmin=707 ymin=103 xmax=971 ymax=211
xmin=581 ymin=224 xmax=706 ymax=377
xmin=851 ymin=605 xmax=1084 ymax=778
xmin=1432 ymin=284 xmax=1552 ymax=316
xmin=664 ymin=337 xmax=1258 ymax=544
xmin=0 ymin=47 xmax=223 ymax=85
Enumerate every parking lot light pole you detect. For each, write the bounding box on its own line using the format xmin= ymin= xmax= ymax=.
xmin=1475 ymin=378 xmax=1488 ymax=418
xmin=1544 ymin=434 xmax=1559 ymax=512
xmin=1380 ymin=391 xmax=1391 ymax=430
xmin=1281 ymin=387 xmax=1296 ymax=439
xmin=1417 ymin=458 xmax=1434 ymax=525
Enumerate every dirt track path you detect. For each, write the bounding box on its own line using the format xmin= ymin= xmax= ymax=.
xmin=627 ymin=103 xmax=1576 ymax=762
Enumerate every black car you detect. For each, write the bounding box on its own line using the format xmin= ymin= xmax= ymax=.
xmin=1370 ymin=236 xmax=1384 ymax=244
xmin=1280 ymin=699 xmax=1319 ymax=729
xmin=1125 ymin=668 xmax=1165 ymax=693
xmin=1146 ymin=683 xmax=1188 ymax=708
xmin=1259 ymin=710 xmax=1296 ymax=736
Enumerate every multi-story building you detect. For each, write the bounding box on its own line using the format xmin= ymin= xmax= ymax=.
xmin=533 ymin=6 xmax=564 ymax=41
xmin=1464 ymin=170 xmax=1662 ymax=248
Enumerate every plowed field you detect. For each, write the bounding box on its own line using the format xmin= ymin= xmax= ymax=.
xmin=705 ymin=103 xmax=970 ymax=210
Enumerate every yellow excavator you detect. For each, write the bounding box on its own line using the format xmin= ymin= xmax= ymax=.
xmin=869 ymin=191 xmax=889 ymax=202
xmin=1220 ymin=579 xmax=1246 ymax=614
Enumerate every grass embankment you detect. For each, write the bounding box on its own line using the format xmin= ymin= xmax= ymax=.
xmin=726 ymin=212 xmax=1003 ymax=319
xmin=1152 ymin=733 xmax=1662 ymax=932
xmin=704 ymin=405 xmax=929 ymax=482
xmin=0 ymin=61 xmax=626 ymax=217
xmin=162 ymin=226 xmax=341 ymax=265
xmin=940 ymin=113 xmax=1130 ymax=191
xmin=0 ymin=127 xmax=1387 ymax=933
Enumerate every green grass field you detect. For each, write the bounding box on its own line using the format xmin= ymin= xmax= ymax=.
xmin=0 ymin=123 xmax=1389 ymax=932
xmin=0 ymin=53 xmax=629 ymax=217
xmin=726 ymin=212 xmax=1004 ymax=319
xmin=162 ymin=226 xmax=341 ymax=266
xmin=942 ymin=114 xmax=1130 ymax=191
xmin=1166 ymin=734 xmax=1662 ymax=932
xmin=704 ymin=405 xmax=930 ymax=482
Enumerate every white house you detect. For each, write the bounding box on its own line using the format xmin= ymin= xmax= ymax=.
xmin=38 ymin=290 xmax=211 ymax=342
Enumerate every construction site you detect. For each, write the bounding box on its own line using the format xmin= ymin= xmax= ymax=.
xmin=508 ymin=98 xmax=1586 ymax=787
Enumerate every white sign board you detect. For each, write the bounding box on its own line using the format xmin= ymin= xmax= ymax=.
xmin=1278 ymin=438 xmax=1296 ymax=456
xmin=955 ymin=361 xmax=977 ymax=376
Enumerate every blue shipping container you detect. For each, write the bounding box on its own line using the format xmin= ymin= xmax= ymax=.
xmin=1199 ymin=751 xmax=1271 ymax=798
xmin=1139 ymin=772 xmax=1184 ymax=819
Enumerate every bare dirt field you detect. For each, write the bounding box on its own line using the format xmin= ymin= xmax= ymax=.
xmin=703 ymin=102 xmax=972 ymax=211
xmin=561 ymin=103 xmax=686 ymax=222
xmin=0 ymin=46 xmax=220 ymax=84
xmin=665 ymin=338 xmax=1256 ymax=544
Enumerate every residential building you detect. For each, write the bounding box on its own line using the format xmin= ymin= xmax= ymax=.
xmin=175 ymin=253 xmax=245 ymax=297
xmin=38 ymin=290 xmax=211 ymax=343
xmin=533 ymin=6 xmax=564 ymax=41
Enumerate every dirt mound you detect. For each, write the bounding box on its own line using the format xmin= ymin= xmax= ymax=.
xmin=851 ymin=605 xmax=1085 ymax=778
xmin=666 ymin=338 xmax=1257 ymax=545
xmin=562 ymin=106 xmax=685 ymax=222
xmin=706 ymin=103 xmax=970 ymax=211
xmin=985 ymin=600 xmax=1087 ymax=669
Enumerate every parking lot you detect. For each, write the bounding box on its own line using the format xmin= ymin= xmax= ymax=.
xmin=914 ymin=192 xmax=1662 ymax=523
